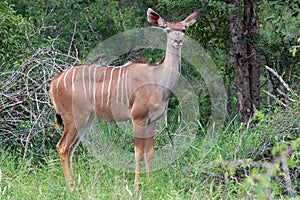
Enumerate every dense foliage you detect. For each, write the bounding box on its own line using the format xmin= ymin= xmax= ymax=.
xmin=0 ymin=0 xmax=299 ymax=198
xmin=0 ymin=2 xmax=30 ymax=63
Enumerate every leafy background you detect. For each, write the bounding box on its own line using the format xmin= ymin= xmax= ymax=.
xmin=0 ymin=0 xmax=299 ymax=199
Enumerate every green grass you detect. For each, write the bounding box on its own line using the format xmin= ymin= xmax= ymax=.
xmin=0 ymin=150 xmax=207 ymax=200
xmin=1 ymin=105 xmax=299 ymax=199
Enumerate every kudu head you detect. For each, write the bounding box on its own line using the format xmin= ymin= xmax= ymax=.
xmin=147 ymin=8 xmax=199 ymax=48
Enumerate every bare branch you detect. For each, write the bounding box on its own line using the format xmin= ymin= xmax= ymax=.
xmin=265 ymin=65 xmax=300 ymax=99
xmin=0 ymin=45 xmax=78 ymax=158
xmin=263 ymin=90 xmax=291 ymax=109
xmin=68 ymin=22 xmax=77 ymax=56
xmin=276 ymin=88 xmax=297 ymax=102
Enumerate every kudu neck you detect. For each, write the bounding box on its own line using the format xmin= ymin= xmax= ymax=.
xmin=157 ymin=38 xmax=182 ymax=91
xmin=163 ymin=40 xmax=182 ymax=71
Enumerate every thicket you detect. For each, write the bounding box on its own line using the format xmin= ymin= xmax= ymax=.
xmin=0 ymin=0 xmax=299 ymax=198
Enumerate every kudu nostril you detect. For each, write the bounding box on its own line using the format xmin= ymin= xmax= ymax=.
xmin=175 ymin=40 xmax=182 ymax=45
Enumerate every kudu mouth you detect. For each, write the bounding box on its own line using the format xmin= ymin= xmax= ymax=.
xmin=172 ymin=42 xmax=183 ymax=48
xmin=171 ymin=40 xmax=183 ymax=48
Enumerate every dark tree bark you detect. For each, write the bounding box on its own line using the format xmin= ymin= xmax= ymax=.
xmin=245 ymin=0 xmax=260 ymax=112
xmin=226 ymin=0 xmax=260 ymax=123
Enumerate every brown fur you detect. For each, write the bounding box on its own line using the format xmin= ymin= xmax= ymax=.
xmin=49 ymin=8 xmax=199 ymax=191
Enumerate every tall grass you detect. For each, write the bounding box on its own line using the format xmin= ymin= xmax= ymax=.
xmin=0 ymin=104 xmax=299 ymax=199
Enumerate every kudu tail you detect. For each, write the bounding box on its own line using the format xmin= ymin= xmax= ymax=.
xmin=55 ymin=112 xmax=64 ymax=128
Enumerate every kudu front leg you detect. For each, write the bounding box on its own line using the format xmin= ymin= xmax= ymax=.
xmin=134 ymin=137 xmax=144 ymax=189
xmin=144 ymin=136 xmax=154 ymax=179
xmin=133 ymin=122 xmax=156 ymax=191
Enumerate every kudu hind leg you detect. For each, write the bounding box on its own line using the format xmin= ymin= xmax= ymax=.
xmin=56 ymin=114 xmax=93 ymax=189
xmin=56 ymin=122 xmax=78 ymax=189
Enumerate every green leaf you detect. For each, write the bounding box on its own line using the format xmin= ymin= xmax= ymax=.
xmin=289 ymin=48 xmax=297 ymax=57
xmin=271 ymin=144 xmax=287 ymax=156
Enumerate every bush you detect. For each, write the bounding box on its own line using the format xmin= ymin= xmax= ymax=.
xmin=0 ymin=1 xmax=30 ymax=63
xmin=208 ymin=103 xmax=300 ymax=198
xmin=0 ymin=46 xmax=78 ymax=159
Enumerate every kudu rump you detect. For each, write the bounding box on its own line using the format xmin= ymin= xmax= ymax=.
xmin=49 ymin=8 xmax=199 ymax=190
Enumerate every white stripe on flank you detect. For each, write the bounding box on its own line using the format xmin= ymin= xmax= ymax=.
xmin=93 ymin=67 xmax=98 ymax=106
xmin=106 ymin=68 xmax=116 ymax=107
xmin=82 ymin=66 xmax=87 ymax=99
xmin=125 ymin=71 xmax=129 ymax=107
xmin=64 ymin=68 xmax=72 ymax=90
xmin=116 ymin=67 xmax=122 ymax=105
xmin=101 ymin=68 xmax=107 ymax=107
xmin=107 ymin=67 xmax=115 ymax=107
xmin=56 ymin=71 xmax=64 ymax=93
xmin=121 ymin=69 xmax=125 ymax=105
xmin=72 ymin=67 xmax=76 ymax=94
xmin=88 ymin=66 xmax=92 ymax=97
xmin=128 ymin=72 xmax=131 ymax=106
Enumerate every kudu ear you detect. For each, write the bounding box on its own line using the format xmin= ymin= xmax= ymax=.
xmin=147 ymin=8 xmax=168 ymax=28
xmin=182 ymin=10 xmax=199 ymax=27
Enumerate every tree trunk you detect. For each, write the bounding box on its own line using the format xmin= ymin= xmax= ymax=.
xmin=245 ymin=0 xmax=260 ymax=112
xmin=227 ymin=0 xmax=260 ymax=123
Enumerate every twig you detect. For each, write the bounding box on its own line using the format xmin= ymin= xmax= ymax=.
xmin=264 ymin=142 xmax=298 ymax=198
xmin=0 ymin=95 xmax=26 ymax=114
xmin=155 ymin=115 xmax=174 ymax=148
xmin=56 ymin=51 xmax=80 ymax=64
xmin=1 ymin=44 xmax=79 ymax=158
xmin=265 ymin=65 xmax=300 ymax=99
xmin=280 ymin=155 xmax=297 ymax=197
xmin=68 ymin=22 xmax=77 ymax=56
xmin=263 ymin=90 xmax=291 ymax=109
xmin=276 ymin=88 xmax=297 ymax=102
xmin=233 ymin=129 xmax=249 ymax=162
